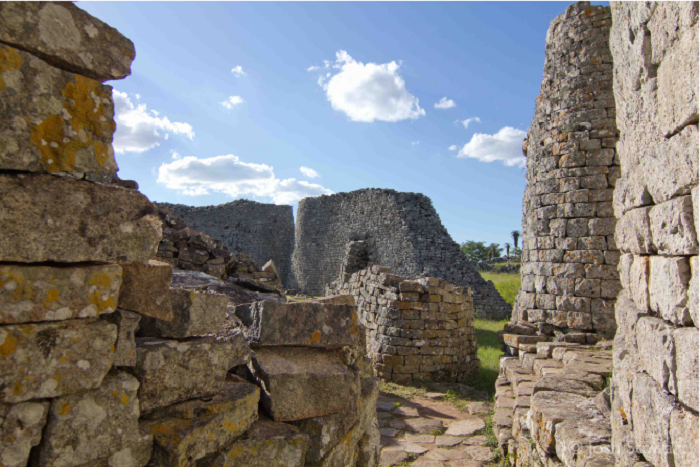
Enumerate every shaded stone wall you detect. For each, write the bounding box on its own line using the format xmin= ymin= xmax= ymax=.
xmin=513 ymin=2 xmax=621 ymax=338
xmin=327 ymin=265 xmax=479 ymax=384
xmin=608 ymin=2 xmax=699 ymax=467
xmin=292 ymin=189 xmax=511 ymax=319
xmin=157 ymin=200 xmax=295 ymax=287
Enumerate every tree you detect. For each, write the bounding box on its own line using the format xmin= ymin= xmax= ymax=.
xmin=511 ymin=230 xmax=521 ymax=250
xmin=460 ymin=241 xmax=490 ymax=263
xmin=505 ymin=242 xmax=511 ymax=259
xmin=488 ymin=243 xmax=503 ymax=260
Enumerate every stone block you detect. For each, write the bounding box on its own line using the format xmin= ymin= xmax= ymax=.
xmin=0 ymin=174 xmax=161 ymax=263
xmin=0 ymin=43 xmax=118 ymax=174
xmin=615 ymin=206 xmax=654 ymax=254
xmin=289 ymin=405 xmax=357 ymax=464
xmin=0 ymin=400 xmax=50 ymax=467
xmin=0 ymin=2 xmax=134 ymax=81
xmin=673 ymin=327 xmax=699 ymax=411
xmin=118 ymin=260 xmax=173 ymax=321
xmin=134 ymin=333 xmax=251 ymax=414
xmin=670 ymin=406 xmax=699 ymax=467
xmin=631 ymin=372 xmax=675 ymax=467
xmin=144 ymin=379 xmax=259 ymax=467
xmin=209 ymin=419 xmax=309 ymax=467
xmin=648 ymin=126 xmax=699 ymax=205
xmin=235 ymin=300 xmax=360 ymax=349
xmin=35 ymin=372 xmax=143 ymax=467
xmin=555 ymin=418 xmax=612 ymax=467
xmin=635 ymin=317 xmax=675 ymax=392
xmin=0 ymin=263 xmax=121 ymax=324
xmin=534 ymin=377 xmax=599 ymax=397
xmin=103 ymin=309 xmax=140 ymax=367
xmin=650 ymin=196 xmax=698 ymax=255
xmin=649 ymin=256 xmax=692 ymax=325
xmin=629 ymin=256 xmax=650 ymax=311
xmin=690 ymin=256 xmax=699 ymax=327
xmin=142 ymin=289 xmax=227 ymax=338
xmin=0 ymin=319 xmax=116 ymax=403
xmin=249 ymin=347 xmax=359 ymax=422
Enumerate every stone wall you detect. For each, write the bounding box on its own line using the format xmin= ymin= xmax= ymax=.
xmin=608 ymin=2 xmax=699 ymax=467
xmin=292 ymin=189 xmax=511 ymax=319
xmin=512 ymin=2 xmax=621 ymax=338
xmin=157 ymin=200 xmax=295 ymax=287
xmin=327 ymin=265 xmax=479 ymax=384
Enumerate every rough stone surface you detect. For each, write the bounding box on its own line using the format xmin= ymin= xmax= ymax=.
xmin=118 ymin=260 xmax=173 ymax=321
xmin=0 ymin=174 xmax=162 ymax=263
xmin=141 ymin=288 xmax=228 ymax=338
xmin=290 ymin=405 xmax=358 ymax=464
xmin=0 ymin=400 xmax=50 ymax=467
xmin=0 ymin=263 xmax=122 ymax=324
xmin=103 ymin=309 xmax=141 ymax=367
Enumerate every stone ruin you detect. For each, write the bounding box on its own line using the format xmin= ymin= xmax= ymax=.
xmin=327 ymin=265 xmax=479 ymax=385
xmin=496 ymin=3 xmax=698 ymax=467
xmin=0 ymin=3 xmax=381 ymax=467
xmin=292 ymin=188 xmax=512 ymax=320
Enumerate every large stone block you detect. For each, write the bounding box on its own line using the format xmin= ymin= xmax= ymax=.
xmin=209 ymin=419 xmax=309 ymax=467
xmin=690 ymin=256 xmax=699 ymax=327
xmin=0 ymin=2 xmax=135 ymax=81
xmin=290 ymin=405 xmax=357 ymax=464
xmin=133 ymin=332 xmax=251 ymax=414
xmin=249 ymin=347 xmax=360 ymax=422
xmin=629 ymin=256 xmax=650 ymax=312
xmin=555 ymin=418 xmax=612 ymax=467
xmin=0 ymin=263 xmax=121 ymax=324
xmin=0 ymin=174 xmax=162 ymax=263
xmin=649 ymin=196 xmax=698 ymax=255
xmin=670 ymin=406 xmax=699 ymax=467
xmin=118 ymin=260 xmax=173 ymax=321
xmin=235 ymin=300 xmax=360 ymax=349
xmin=35 ymin=371 xmax=143 ymax=467
xmin=103 ymin=309 xmax=140 ymax=367
xmin=631 ymin=372 xmax=675 ymax=467
xmin=141 ymin=289 xmax=227 ymax=338
xmin=0 ymin=319 xmax=116 ymax=403
xmin=0 ymin=400 xmax=49 ymax=467
xmin=635 ymin=317 xmax=675 ymax=392
xmin=144 ymin=379 xmax=259 ymax=467
xmin=647 ymin=125 xmax=699 ymax=205
xmin=615 ymin=206 xmax=654 ymax=254
xmin=673 ymin=327 xmax=699 ymax=411
xmin=649 ymin=256 xmax=692 ymax=325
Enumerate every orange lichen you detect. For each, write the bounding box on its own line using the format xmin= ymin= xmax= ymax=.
xmin=43 ymin=288 xmax=60 ymax=308
xmin=120 ymin=394 xmax=129 ymax=405
xmin=0 ymin=45 xmax=22 ymax=91
xmin=0 ymin=335 xmax=19 ymax=357
xmin=60 ymin=404 xmax=71 ymax=415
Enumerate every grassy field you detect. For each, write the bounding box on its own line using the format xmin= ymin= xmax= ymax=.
xmin=479 ymin=272 xmax=521 ymax=306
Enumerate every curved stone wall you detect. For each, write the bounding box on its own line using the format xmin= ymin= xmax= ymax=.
xmin=292 ymin=189 xmax=511 ymax=319
xmin=156 ymin=200 xmax=295 ymax=287
xmin=512 ymin=2 xmax=621 ymax=337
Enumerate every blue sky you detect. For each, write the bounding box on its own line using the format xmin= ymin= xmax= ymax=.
xmin=80 ymin=1 xmax=587 ymax=248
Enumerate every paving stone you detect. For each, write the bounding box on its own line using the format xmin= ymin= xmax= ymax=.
xmin=405 ymin=433 xmax=436 ymax=444
xmin=0 ymin=174 xmax=161 ymax=263
xmin=445 ymin=418 xmax=485 ymax=436
xmin=424 ymin=392 xmax=446 ymax=400
xmin=141 ymin=288 xmax=228 ymax=338
xmin=426 ymin=447 xmax=469 ymax=461
xmin=463 ymin=435 xmax=489 ymax=446
xmin=394 ymin=406 xmax=419 ymax=417
xmin=118 ymin=260 xmax=173 ymax=321
xmin=436 ymin=435 xmax=463 ymax=446
xmin=0 ymin=263 xmax=122 ymax=324
xmin=412 ymin=460 xmax=446 ymax=467
xmin=380 ymin=428 xmax=397 ymax=437
xmin=403 ymin=417 xmax=445 ymax=434
xmin=376 ymin=401 xmax=397 ymax=412
xmin=0 ymin=318 xmax=116 ymax=403
xmin=467 ymin=402 xmax=491 ymax=415
xmin=463 ymin=445 xmax=493 ymax=462
xmin=378 ymin=449 xmax=408 ymax=466
xmin=103 ymin=309 xmax=140 ymax=367
xmin=0 ymin=400 xmax=50 ymax=467
xmin=249 ymin=347 xmax=359 ymax=422
xmin=389 ymin=419 xmax=406 ymax=429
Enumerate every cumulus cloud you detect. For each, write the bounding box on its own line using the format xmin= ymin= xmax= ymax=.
xmin=112 ymin=91 xmax=194 ymax=154
xmin=315 ymin=50 xmax=425 ymax=123
xmin=221 ymin=96 xmax=244 ymax=109
xmin=300 ymin=166 xmax=320 ymax=178
xmin=231 ymin=65 xmax=246 ymax=77
xmin=157 ymin=154 xmax=332 ymax=204
xmin=434 ymin=97 xmax=456 ymax=109
xmin=460 ymin=117 xmax=481 ymax=129
xmin=457 ymin=126 xmax=527 ymax=167
xmin=448 ymin=144 xmax=458 ymax=151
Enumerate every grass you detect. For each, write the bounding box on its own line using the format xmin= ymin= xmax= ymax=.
xmin=472 ymin=318 xmax=509 ymax=397
xmin=479 ymin=272 xmax=521 ymax=307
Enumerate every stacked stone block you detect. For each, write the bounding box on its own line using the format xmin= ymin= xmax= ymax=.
xmin=327 ymin=265 xmax=479 ymax=384
xmin=293 ymin=189 xmax=511 ymax=319
xmin=513 ymin=2 xmax=621 ymax=338
xmin=608 ymin=2 xmax=699 ymax=467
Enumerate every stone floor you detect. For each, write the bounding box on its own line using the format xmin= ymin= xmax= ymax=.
xmin=376 ymin=384 xmax=495 ymax=467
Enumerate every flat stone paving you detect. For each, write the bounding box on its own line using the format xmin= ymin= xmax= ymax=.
xmin=377 ymin=386 xmax=494 ymax=467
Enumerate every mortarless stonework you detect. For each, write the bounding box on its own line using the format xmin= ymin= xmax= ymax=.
xmin=292 ymin=189 xmax=511 ymax=319
xmin=156 ymin=200 xmax=295 ymax=287
xmin=512 ymin=2 xmax=621 ymax=338
xmin=609 ymin=2 xmax=698 ymax=467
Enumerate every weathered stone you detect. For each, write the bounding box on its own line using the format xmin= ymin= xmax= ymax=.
xmin=134 ymin=333 xmax=251 ymax=414
xmin=635 ymin=317 xmax=675 ymax=392
xmin=118 ymin=260 xmax=173 ymax=321
xmin=0 ymin=319 xmax=116 ymax=403
xmin=378 ymin=449 xmax=408 ymax=466
xmin=673 ymin=327 xmax=699 ymax=411
xmin=670 ymin=406 xmax=699 ymax=467
xmin=533 ymin=377 xmax=599 ymax=397
xmin=436 ymin=436 xmax=463 ymax=447
xmin=209 ymin=418 xmax=309 ymax=467
xmin=0 ymin=2 xmax=135 ymax=81
xmin=649 ymin=196 xmax=698 ymax=255
xmin=689 ymin=256 xmax=699 ymax=327
xmin=615 ymin=207 xmax=654 ymax=254
xmin=462 ymin=445 xmax=493 ymax=462
xmin=289 ymin=405 xmax=357 ymax=464
xmin=85 ymin=429 xmax=153 ymax=467
xmin=0 ymin=263 xmax=121 ymax=324
xmin=0 ymin=43 xmax=118 ymax=174
xmin=142 ymin=289 xmax=228 ymax=338
xmin=555 ymin=418 xmax=611 ymax=467
xmin=425 ymin=448 xmax=469 ymax=461
xmin=0 ymin=400 xmax=49 ymax=467
xmin=103 ymin=309 xmax=140 ymax=367
xmin=249 ymin=347 xmax=359 ymax=422
xmin=0 ymin=174 xmax=161 ymax=263
xmin=356 ymin=424 xmax=381 ymax=467
xmin=404 ymin=418 xmax=445 ymax=435
xmin=631 ymin=372 xmax=675 ymax=467
xmin=36 ymin=372 xmax=142 ymax=467
xmin=144 ymin=379 xmax=259 ymax=467
xmin=235 ymin=300 xmax=360 ymax=349
xmin=445 ymin=418 xmax=485 ymax=436
xmin=649 ymin=256 xmax=692 ymax=325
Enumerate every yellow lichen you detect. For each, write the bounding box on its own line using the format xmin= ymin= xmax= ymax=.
xmin=120 ymin=394 xmax=129 ymax=405
xmin=0 ymin=335 xmax=18 ymax=357
xmin=60 ymin=404 xmax=71 ymax=415
xmin=43 ymin=288 xmax=60 ymax=308
xmin=0 ymin=45 xmax=22 ymax=91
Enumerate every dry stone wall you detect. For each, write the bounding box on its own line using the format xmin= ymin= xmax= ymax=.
xmin=608 ymin=2 xmax=699 ymax=467
xmin=513 ymin=2 xmax=621 ymax=338
xmin=292 ymin=189 xmax=511 ymax=319
xmin=327 ymin=265 xmax=479 ymax=384
xmin=157 ymin=200 xmax=295 ymax=287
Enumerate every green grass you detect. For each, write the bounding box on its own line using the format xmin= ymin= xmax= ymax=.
xmin=479 ymin=272 xmax=521 ymax=306
xmin=472 ymin=318 xmax=509 ymax=397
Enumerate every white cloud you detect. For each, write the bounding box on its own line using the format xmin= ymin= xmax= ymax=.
xmin=171 ymin=150 xmax=182 ymax=160
xmin=307 ymin=65 xmax=320 ymax=72
xmin=221 ymin=96 xmax=244 ymax=109
xmin=300 ymin=166 xmax=320 ymax=178
xmin=315 ymin=50 xmax=425 ymax=123
xmin=461 ymin=117 xmax=482 ymax=129
xmin=457 ymin=126 xmax=527 ymax=167
xmin=112 ymin=90 xmax=194 ymax=154
xmin=448 ymin=144 xmax=458 ymax=151
xmin=231 ymin=65 xmax=246 ymax=77
xmin=157 ymin=154 xmax=333 ymax=204
xmin=411 ymin=141 xmax=420 ymax=146
xmin=434 ymin=97 xmax=456 ymax=109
